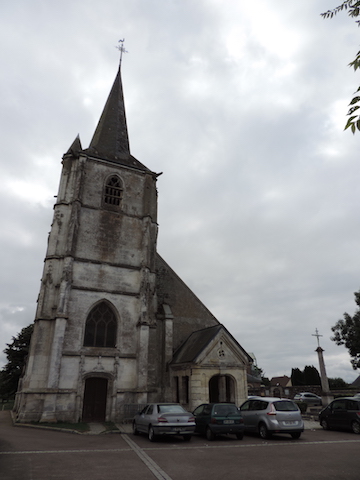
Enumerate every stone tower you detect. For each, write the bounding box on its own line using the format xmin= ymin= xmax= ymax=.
xmin=16 ymin=64 xmax=159 ymax=423
xmin=15 ymin=62 xmax=251 ymax=424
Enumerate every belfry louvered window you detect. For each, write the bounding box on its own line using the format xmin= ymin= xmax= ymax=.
xmin=84 ymin=302 xmax=117 ymax=348
xmin=104 ymin=176 xmax=122 ymax=206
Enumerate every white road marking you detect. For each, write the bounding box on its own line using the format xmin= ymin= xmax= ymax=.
xmin=122 ymin=434 xmax=173 ymax=480
xmin=1 ymin=437 xmax=359 ymax=457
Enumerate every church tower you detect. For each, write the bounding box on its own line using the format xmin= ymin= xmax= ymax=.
xmin=16 ymin=62 xmax=160 ymax=423
xmin=15 ymin=58 xmax=251 ymax=424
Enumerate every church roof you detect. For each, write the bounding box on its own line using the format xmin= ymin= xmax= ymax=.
xmin=83 ymin=65 xmax=151 ymax=172
xmin=171 ymin=324 xmax=252 ymax=365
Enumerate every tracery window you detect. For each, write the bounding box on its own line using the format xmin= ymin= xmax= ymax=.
xmin=104 ymin=176 xmax=122 ymax=207
xmin=83 ymin=302 xmax=117 ymax=348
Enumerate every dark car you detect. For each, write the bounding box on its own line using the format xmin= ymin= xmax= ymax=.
xmin=239 ymin=397 xmax=304 ymax=439
xmin=133 ymin=403 xmax=196 ymax=441
xmin=193 ymin=403 xmax=244 ymax=440
xmin=319 ymin=397 xmax=360 ymax=434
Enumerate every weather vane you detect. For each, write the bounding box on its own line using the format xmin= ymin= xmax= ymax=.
xmin=312 ymin=328 xmax=323 ymax=348
xmin=116 ymin=39 xmax=128 ymax=67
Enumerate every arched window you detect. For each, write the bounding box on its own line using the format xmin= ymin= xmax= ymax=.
xmin=84 ymin=302 xmax=117 ymax=348
xmin=104 ymin=175 xmax=122 ymax=207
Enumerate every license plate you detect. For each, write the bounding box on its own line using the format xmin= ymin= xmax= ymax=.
xmin=172 ymin=427 xmax=184 ymax=432
xmin=223 ymin=420 xmax=234 ymax=424
xmin=284 ymin=421 xmax=296 ymax=425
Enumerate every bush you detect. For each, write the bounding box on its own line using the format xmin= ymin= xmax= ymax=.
xmin=294 ymin=401 xmax=307 ymax=414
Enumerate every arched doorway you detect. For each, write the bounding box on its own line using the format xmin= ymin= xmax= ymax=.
xmin=82 ymin=377 xmax=108 ymax=422
xmin=209 ymin=375 xmax=235 ymax=403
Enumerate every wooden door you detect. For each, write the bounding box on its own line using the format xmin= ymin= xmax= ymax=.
xmin=82 ymin=377 xmax=108 ymax=422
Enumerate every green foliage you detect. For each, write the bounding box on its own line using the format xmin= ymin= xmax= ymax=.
xmin=321 ymin=1 xmax=360 ymax=133
xmin=291 ymin=366 xmax=321 ymax=386
xmin=0 ymin=324 xmax=34 ymax=400
xmin=294 ymin=401 xmax=308 ymax=414
xmin=31 ymin=421 xmax=90 ymax=432
xmin=291 ymin=367 xmax=304 ymax=386
xmin=328 ymin=377 xmax=349 ymax=388
xmin=332 ymin=290 xmax=360 ymax=369
xmin=303 ymin=365 xmax=321 ymax=385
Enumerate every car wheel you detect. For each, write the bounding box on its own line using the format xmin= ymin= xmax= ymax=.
xmin=133 ymin=422 xmax=139 ymax=435
xmin=291 ymin=432 xmax=301 ymax=439
xmin=320 ymin=419 xmax=330 ymax=430
xmin=206 ymin=426 xmax=215 ymax=441
xmin=259 ymin=423 xmax=271 ymax=439
xmin=236 ymin=432 xmax=244 ymax=440
xmin=148 ymin=426 xmax=157 ymax=442
xmin=183 ymin=434 xmax=192 ymax=441
xmin=351 ymin=421 xmax=360 ymax=434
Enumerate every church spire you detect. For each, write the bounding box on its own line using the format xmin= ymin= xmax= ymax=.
xmin=85 ymin=43 xmax=152 ymax=172
xmin=88 ymin=62 xmax=130 ymax=160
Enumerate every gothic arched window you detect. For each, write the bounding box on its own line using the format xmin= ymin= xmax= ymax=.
xmin=104 ymin=175 xmax=122 ymax=207
xmin=83 ymin=302 xmax=117 ymax=348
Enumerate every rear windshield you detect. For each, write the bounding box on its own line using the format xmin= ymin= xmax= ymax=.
xmin=274 ymin=401 xmax=298 ymax=412
xmin=158 ymin=404 xmax=186 ymax=414
xmin=213 ymin=405 xmax=239 ymax=416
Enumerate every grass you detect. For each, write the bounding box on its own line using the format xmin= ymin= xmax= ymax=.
xmin=31 ymin=421 xmax=90 ymax=432
xmin=29 ymin=421 xmax=119 ymax=433
xmin=103 ymin=421 xmax=119 ymax=432
xmin=1 ymin=401 xmax=15 ymax=411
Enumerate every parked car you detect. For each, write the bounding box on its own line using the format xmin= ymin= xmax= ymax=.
xmin=192 ymin=403 xmax=244 ymax=440
xmin=293 ymin=392 xmax=322 ymax=406
xmin=319 ymin=397 xmax=360 ymax=434
xmin=239 ymin=397 xmax=304 ymax=439
xmin=133 ymin=403 xmax=196 ymax=441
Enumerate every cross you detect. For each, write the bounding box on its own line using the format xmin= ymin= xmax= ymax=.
xmin=116 ymin=39 xmax=128 ymax=66
xmin=312 ymin=328 xmax=323 ymax=347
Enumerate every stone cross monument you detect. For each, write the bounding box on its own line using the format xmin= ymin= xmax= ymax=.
xmin=312 ymin=329 xmax=333 ymax=406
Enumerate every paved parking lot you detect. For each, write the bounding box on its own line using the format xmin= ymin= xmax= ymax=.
xmin=1 ymin=411 xmax=359 ymax=480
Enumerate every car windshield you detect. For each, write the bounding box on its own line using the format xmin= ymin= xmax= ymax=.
xmin=213 ymin=405 xmax=239 ymax=416
xmin=158 ymin=404 xmax=186 ymax=414
xmin=274 ymin=401 xmax=298 ymax=412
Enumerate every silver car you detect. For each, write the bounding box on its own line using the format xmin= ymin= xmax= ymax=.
xmin=293 ymin=392 xmax=322 ymax=406
xmin=239 ymin=397 xmax=304 ymax=439
xmin=133 ymin=403 xmax=196 ymax=442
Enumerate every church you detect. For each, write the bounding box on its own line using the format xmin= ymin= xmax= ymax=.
xmin=14 ymin=60 xmax=252 ymax=424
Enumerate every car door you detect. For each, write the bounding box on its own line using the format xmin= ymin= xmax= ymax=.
xmin=344 ymin=400 xmax=358 ymax=430
xmin=240 ymin=400 xmax=264 ymax=431
xmin=193 ymin=404 xmax=211 ymax=434
xmin=329 ymin=399 xmax=347 ymax=429
xmin=137 ymin=404 xmax=153 ymax=432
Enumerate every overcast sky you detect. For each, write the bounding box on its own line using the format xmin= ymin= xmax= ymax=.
xmin=1 ymin=0 xmax=360 ymax=384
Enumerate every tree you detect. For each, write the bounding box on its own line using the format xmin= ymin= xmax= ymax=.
xmin=321 ymin=1 xmax=360 ymax=133
xmin=332 ymin=290 xmax=360 ymax=369
xmin=291 ymin=366 xmax=321 ymax=385
xmin=328 ymin=377 xmax=349 ymax=388
xmin=0 ymin=324 xmax=33 ymax=400
xmin=291 ymin=367 xmax=304 ymax=386
xmin=303 ymin=365 xmax=321 ymax=385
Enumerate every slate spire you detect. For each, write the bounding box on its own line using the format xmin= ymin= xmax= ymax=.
xmin=88 ymin=64 xmax=130 ymax=159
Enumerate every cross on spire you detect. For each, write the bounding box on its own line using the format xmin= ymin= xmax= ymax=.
xmin=312 ymin=328 xmax=323 ymax=348
xmin=116 ymin=39 xmax=128 ymax=67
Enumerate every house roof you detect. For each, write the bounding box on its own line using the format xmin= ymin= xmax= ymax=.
xmin=352 ymin=375 xmax=360 ymax=388
xmin=270 ymin=376 xmax=291 ymax=388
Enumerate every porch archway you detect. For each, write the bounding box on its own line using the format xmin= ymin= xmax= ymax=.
xmin=209 ymin=374 xmax=236 ymax=403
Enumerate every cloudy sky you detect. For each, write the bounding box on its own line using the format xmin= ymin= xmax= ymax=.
xmin=1 ymin=0 xmax=360 ymax=384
